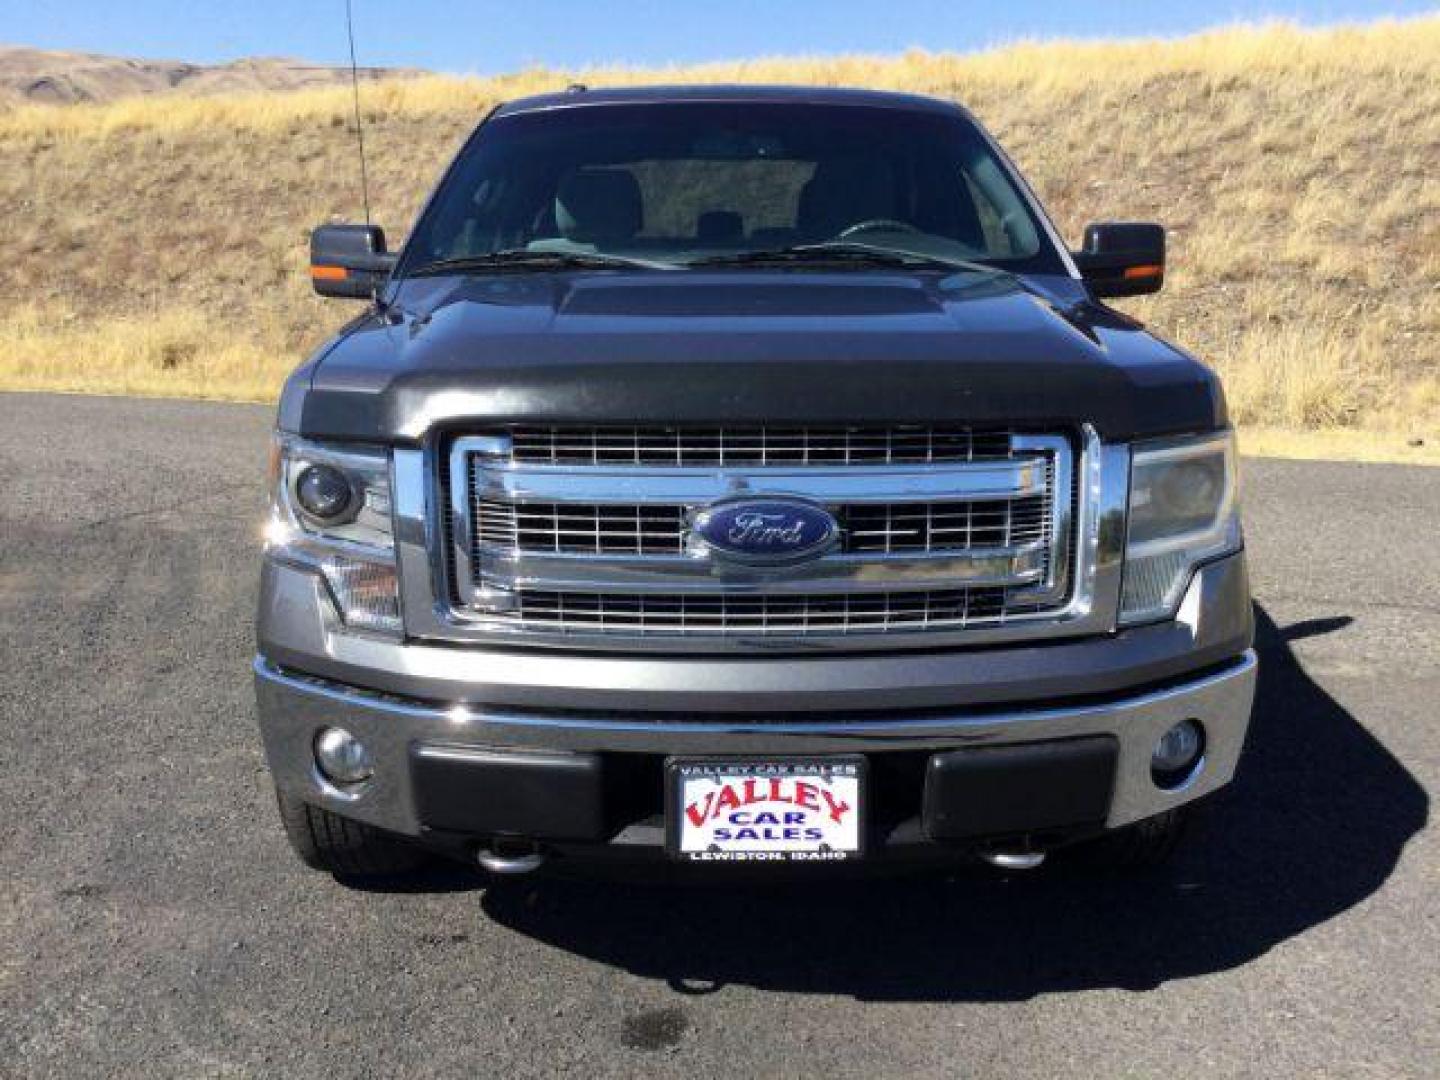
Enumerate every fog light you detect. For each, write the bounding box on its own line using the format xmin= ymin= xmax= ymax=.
xmin=314 ymin=727 xmax=373 ymax=785
xmin=1151 ymin=719 xmax=1204 ymax=788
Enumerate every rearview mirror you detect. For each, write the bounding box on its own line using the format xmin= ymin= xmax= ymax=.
xmin=1073 ymin=222 xmax=1165 ymax=298
xmin=310 ymin=224 xmax=397 ymax=299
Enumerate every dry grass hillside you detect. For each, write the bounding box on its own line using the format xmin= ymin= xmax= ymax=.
xmin=1 ymin=20 xmax=1436 ymax=458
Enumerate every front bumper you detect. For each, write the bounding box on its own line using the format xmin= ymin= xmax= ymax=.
xmin=255 ymin=646 xmax=1256 ymax=854
xmin=256 ymin=549 xmax=1256 ymax=858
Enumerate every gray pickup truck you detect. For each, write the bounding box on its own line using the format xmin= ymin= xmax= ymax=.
xmin=256 ymin=85 xmax=1255 ymax=878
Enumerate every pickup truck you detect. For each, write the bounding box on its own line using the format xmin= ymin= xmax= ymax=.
xmin=256 ymin=85 xmax=1255 ymax=878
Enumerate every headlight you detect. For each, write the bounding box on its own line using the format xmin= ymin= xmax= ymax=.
xmin=1120 ymin=431 xmax=1240 ymax=625
xmin=267 ymin=435 xmax=401 ymax=636
xmin=295 ymin=463 xmax=357 ymax=522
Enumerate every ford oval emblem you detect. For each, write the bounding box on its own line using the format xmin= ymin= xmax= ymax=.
xmin=691 ymin=497 xmax=838 ymax=565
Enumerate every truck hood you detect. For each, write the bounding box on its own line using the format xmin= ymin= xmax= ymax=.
xmin=292 ymin=269 xmax=1226 ymax=442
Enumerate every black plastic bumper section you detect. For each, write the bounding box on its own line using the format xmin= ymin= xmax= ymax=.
xmin=921 ymin=737 xmax=1117 ymax=839
xmin=410 ymin=747 xmax=609 ymax=840
xmin=409 ymin=736 xmax=1120 ymax=848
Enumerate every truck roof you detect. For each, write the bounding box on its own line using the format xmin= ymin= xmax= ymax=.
xmin=493 ymin=84 xmax=966 ymax=118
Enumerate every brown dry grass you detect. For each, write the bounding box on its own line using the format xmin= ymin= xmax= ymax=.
xmin=1 ymin=19 xmax=1437 ymax=460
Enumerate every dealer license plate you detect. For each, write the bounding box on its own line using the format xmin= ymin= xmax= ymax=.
xmin=667 ymin=758 xmax=865 ymax=863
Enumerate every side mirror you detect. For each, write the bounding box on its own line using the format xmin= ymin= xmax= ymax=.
xmin=310 ymin=224 xmax=397 ymax=299
xmin=1073 ymin=222 xmax=1165 ymax=298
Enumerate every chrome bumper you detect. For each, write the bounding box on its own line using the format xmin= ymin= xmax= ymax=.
xmin=255 ymin=648 xmax=1256 ymax=840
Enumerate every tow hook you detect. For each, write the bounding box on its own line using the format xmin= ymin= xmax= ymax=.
xmin=980 ymin=849 xmax=1047 ymax=871
xmin=476 ymin=840 xmax=547 ymax=875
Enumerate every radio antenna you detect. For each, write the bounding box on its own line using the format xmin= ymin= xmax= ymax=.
xmin=345 ymin=0 xmax=373 ymax=226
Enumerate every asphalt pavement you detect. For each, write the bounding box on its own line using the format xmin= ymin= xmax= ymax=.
xmin=1 ymin=393 xmax=1435 ymax=1078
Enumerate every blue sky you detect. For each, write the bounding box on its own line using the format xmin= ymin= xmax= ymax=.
xmin=8 ymin=1 xmax=1436 ymax=70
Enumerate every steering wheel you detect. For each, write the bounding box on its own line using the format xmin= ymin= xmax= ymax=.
xmin=836 ymin=219 xmax=923 ymax=239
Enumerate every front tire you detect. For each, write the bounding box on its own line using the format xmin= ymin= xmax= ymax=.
xmin=1076 ymin=808 xmax=1189 ymax=869
xmin=274 ymin=787 xmax=427 ymax=878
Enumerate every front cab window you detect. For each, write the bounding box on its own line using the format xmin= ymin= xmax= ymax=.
xmin=399 ymin=102 xmax=1064 ymax=276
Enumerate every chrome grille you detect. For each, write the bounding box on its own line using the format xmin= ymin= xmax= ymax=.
xmin=446 ymin=426 xmax=1076 ymax=647
xmin=509 ymin=425 xmax=1016 ymax=467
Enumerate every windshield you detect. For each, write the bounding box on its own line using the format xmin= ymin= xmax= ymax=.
xmin=399 ymin=102 xmax=1067 ymax=276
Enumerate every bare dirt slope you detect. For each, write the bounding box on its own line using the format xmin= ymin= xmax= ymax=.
xmin=0 ymin=44 xmax=415 ymax=106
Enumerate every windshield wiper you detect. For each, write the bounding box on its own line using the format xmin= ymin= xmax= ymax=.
xmin=688 ymin=242 xmax=975 ymax=271
xmin=409 ymin=249 xmax=671 ymax=276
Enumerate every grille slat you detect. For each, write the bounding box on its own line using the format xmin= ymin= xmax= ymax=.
xmin=475 ymin=496 xmax=1051 ymax=557
xmin=495 ymin=587 xmax=1047 ymax=636
xmin=509 ymin=425 xmax=1015 ymax=467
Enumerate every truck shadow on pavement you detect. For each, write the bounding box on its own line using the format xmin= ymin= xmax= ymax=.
xmin=462 ymin=605 xmax=1428 ymax=1000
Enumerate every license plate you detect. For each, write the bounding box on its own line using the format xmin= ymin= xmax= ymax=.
xmin=667 ymin=758 xmax=865 ymax=863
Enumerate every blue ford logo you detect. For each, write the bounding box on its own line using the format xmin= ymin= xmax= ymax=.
xmin=691 ymin=497 xmax=838 ymax=565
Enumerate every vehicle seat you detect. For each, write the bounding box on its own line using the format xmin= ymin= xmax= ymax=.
xmin=555 ymin=168 xmax=644 ymax=243
xmin=696 ymin=210 xmax=744 ymax=243
xmin=797 ymin=158 xmax=900 ymax=240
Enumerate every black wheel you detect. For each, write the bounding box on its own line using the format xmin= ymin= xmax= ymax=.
xmin=1076 ymin=808 xmax=1189 ymax=869
xmin=274 ymin=786 xmax=427 ymax=878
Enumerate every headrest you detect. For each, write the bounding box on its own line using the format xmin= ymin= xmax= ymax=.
xmin=798 ymin=158 xmax=898 ymax=239
xmin=556 ymin=168 xmax=643 ymax=242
